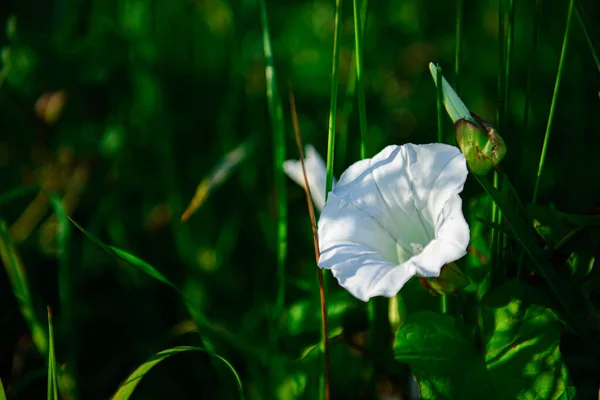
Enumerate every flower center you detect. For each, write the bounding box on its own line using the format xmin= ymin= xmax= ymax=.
xmin=410 ymin=242 xmax=424 ymax=256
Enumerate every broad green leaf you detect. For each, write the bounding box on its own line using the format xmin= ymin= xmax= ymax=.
xmin=481 ymin=280 xmax=571 ymax=400
xmin=111 ymin=346 xmax=244 ymax=400
xmin=395 ymin=283 xmax=572 ymax=400
xmin=394 ymin=311 xmax=494 ymax=399
xmin=465 ymin=195 xmax=494 ymax=284
xmin=474 ymin=174 xmax=597 ymax=345
xmin=0 ymin=219 xmax=48 ymax=355
xmin=527 ymin=205 xmax=600 ymax=228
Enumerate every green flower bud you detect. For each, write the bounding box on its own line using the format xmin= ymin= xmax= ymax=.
xmin=419 ymin=262 xmax=470 ymax=296
xmin=456 ymin=114 xmax=507 ymax=175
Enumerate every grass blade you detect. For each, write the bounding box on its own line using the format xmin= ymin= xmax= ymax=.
xmin=352 ymin=0 xmax=367 ymax=159
xmin=180 ymin=137 xmax=257 ymax=224
xmin=436 ymin=64 xmax=444 ymax=144
xmin=46 ymin=307 xmax=59 ymax=400
xmin=532 ymin=0 xmax=576 ymax=204
xmin=111 ymin=346 xmax=244 ymax=400
xmin=575 ymin=2 xmax=600 ymax=74
xmin=0 ymin=219 xmax=48 ymax=355
xmin=258 ymin=0 xmax=288 ymax=392
xmin=68 ymin=217 xmax=181 ymax=294
xmin=455 ymin=0 xmax=463 ymax=96
xmin=326 ymin=0 xmax=343 ymax=197
xmin=504 ymin=0 xmax=515 ymax=122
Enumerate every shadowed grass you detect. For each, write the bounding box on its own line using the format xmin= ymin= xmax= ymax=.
xmin=575 ymin=2 xmax=600 ymax=74
xmin=532 ymin=0 xmax=576 ymax=204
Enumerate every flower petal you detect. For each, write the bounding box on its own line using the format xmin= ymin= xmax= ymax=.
xmin=283 ymin=145 xmax=333 ymax=211
xmin=317 ymin=192 xmax=416 ymax=301
xmin=317 ymin=142 xmax=470 ymax=301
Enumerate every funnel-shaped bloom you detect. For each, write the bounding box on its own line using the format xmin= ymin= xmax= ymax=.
xmin=317 ymin=143 xmax=470 ymax=302
xmin=283 ymin=145 xmax=336 ymax=212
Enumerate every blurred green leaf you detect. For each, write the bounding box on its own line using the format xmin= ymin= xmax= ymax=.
xmin=46 ymin=307 xmax=59 ymax=400
xmin=0 ymin=219 xmax=48 ymax=355
xmin=111 ymin=346 xmax=244 ymax=400
xmin=0 ymin=375 xmax=6 ymax=400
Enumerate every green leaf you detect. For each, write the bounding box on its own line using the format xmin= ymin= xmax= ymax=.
xmin=111 ymin=346 xmax=244 ymax=400
xmin=481 ymin=280 xmax=571 ymax=400
xmin=395 ymin=281 xmax=572 ymax=400
xmin=46 ymin=307 xmax=59 ymax=400
xmin=394 ymin=311 xmax=494 ymax=399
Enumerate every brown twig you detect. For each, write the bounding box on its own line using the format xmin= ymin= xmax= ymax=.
xmin=288 ymin=84 xmax=330 ymax=400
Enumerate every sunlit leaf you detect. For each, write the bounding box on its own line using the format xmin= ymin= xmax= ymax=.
xmin=395 ymin=280 xmax=573 ymax=400
xmin=111 ymin=346 xmax=244 ymax=400
xmin=47 ymin=307 xmax=59 ymax=400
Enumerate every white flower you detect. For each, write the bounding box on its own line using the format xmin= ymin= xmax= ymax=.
xmin=428 ymin=62 xmax=474 ymax=124
xmin=317 ymin=143 xmax=470 ymax=302
xmin=283 ymin=145 xmax=336 ymax=212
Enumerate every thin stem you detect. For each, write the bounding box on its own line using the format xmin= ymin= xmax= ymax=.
xmin=326 ymin=0 xmax=343 ymax=197
xmin=575 ymin=2 xmax=600 ymax=74
xmin=532 ymin=0 xmax=576 ymax=204
xmin=289 ymin=89 xmax=330 ymax=400
xmin=523 ymin=0 xmax=543 ymax=131
xmin=436 ymin=64 xmax=444 ymax=144
xmin=353 ymin=0 xmax=368 ymax=158
xmin=455 ymin=0 xmax=464 ymax=96
xmin=496 ymin=0 xmax=506 ymax=134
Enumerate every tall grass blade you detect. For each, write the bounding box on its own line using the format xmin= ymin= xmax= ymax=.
xmin=0 ymin=219 xmax=48 ymax=355
xmin=532 ymin=0 xmax=576 ymax=204
xmin=455 ymin=0 xmax=463 ymax=96
xmin=504 ymin=0 xmax=515 ymax=122
xmin=326 ymin=0 xmax=343 ymax=197
xmin=352 ymin=0 xmax=368 ymax=159
xmin=436 ymin=64 xmax=444 ymax=144
xmin=258 ymin=0 xmax=288 ymax=392
xmin=111 ymin=346 xmax=244 ymax=400
xmin=0 ymin=375 xmax=6 ymax=400
xmin=289 ymin=88 xmax=330 ymax=400
xmin=46 ymin=307 xmax=59 ymax=400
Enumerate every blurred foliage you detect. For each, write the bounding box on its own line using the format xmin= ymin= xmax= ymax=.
xmin=0 ymin=0 xmax=599 ymax=399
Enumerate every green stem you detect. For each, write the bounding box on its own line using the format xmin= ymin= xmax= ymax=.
xmin=504 ymin=0 xmax=515 ymax=123
xmin=532 ymin=0 xmax=576 ymax=204
xmin=455 ymin=0 xmax=463 ymax=96
xmin=353 ymin=0 xmax=368 ymax=159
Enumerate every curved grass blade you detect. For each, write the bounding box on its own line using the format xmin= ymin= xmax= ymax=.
xmin=181 ymin=137 xmax=257 ymax=224
xmin=0 ymin=376 xmax=5 ymax=400
xmin=68 ymin=217 xmax=180 ymax=293
xmin=111 ymin=346 xmax=244 ymax=400
xmin=0 ymin=219 xmax=48 ymax=355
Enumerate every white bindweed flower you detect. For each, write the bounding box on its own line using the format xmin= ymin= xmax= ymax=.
xmin=317 ymin=143 xmax=470 ymax=302
xmin=283 ymin=145 xmax=336 ymax=212
xmin=429 ymin=62 xmax=473 ymax=124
